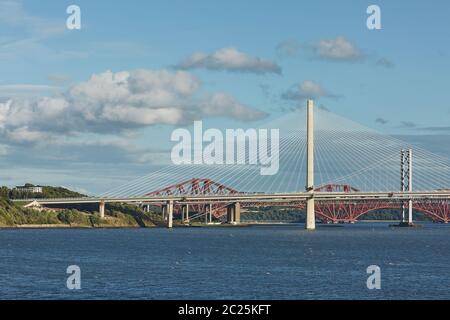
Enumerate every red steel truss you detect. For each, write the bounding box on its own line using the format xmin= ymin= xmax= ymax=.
xmin=413 ymin=200 xmax=450 ymax=223
xmin=145 ymin=179 xmax=450 ymax=223
xmin=145 ymin=178 xmax=239 ymax=197
xmin=312 ymin=185 xmax=450 ymax=223
xmin=145 ymin=178 xmax=240 ymax=217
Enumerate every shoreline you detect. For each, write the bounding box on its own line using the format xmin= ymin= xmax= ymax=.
xmin=0 ymin=224 xmax=151 ymax=229
xmin=0 ymin=220 xmax=428 ymax=229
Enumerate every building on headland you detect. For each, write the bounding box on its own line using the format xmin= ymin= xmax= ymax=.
xmin=14 ymin=185 xmax=43 ymax=193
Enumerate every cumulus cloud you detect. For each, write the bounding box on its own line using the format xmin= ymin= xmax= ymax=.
xmin=281 ymin=80 xmax=339 ymax=101
xmin=0 ymin=69 xmax=266 ymax=144
xmin=200 ymin=92 xmax=266 ymax=121
xmin=277 ymin=37 xmax=363 ymax=62
xmin=276 ymin=37 xmax=395 ymax=69
xmin=312 ymin=36 xmax=363 ymax=62
xmin=176 ymin=47 xmax=282 ymax=74
xmin=7 ymin=126 xmax=50 ymax=144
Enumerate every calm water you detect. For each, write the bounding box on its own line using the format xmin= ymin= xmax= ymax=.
xmin=1 ymin=223 xmax=450 ymax=300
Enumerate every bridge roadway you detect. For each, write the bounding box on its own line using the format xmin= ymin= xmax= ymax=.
xmin=14 ymin=191 xmax=450 ymax=205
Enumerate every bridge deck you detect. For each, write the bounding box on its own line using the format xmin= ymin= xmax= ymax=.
xmin=13 ymin=191 xmax=450 ymax=205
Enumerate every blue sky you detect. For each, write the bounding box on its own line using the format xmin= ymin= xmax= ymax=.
xmin=0 ymin=0 xmax=449 ymax=194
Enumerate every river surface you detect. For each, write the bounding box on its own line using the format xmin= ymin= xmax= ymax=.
xmin=1 ymin=222 xmax=449 ymax=299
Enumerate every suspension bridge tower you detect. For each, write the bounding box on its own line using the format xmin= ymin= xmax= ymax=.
xmin=306 ymin=99 xmax=316 ymax=230
xmin=401 ymin=148 xmax=414 ymax=225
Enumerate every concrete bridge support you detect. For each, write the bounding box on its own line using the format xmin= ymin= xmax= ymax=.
xmin=234 ymin=202 xmax=240 ymax=224
xmin=141 ymin=203 xmax=150 ymax=213
xmin=205 ymin=203 xmax=212 ymax=224
xmin=180 ymin=204 xmax=190 ymax=223
xmin=408 ymin=149 xmax=413 ymax=224
xmin=226 ymin=202 xmax=241 ymax=224
xmin=167 ymin=200 xmax=173 ymax=228
xmin=161 ymin=204 xmax=167 ymax=221
xmin=99 ymin=201 xmax=105 ymax=218
xmin=183 ymin=204 xmax=189 ymax=223
xmin=227 ymin=205 xmax=233 ymax=223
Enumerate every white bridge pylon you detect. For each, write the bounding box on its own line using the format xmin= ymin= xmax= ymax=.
xmin=306 ymin=99 xmax=315 ymax=230
xmin=101 ymin=101 xmax=450 ymax=198
xmin=92 ymin=99 xmax=450 ymax=228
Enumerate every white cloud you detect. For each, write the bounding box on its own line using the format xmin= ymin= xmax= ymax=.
xmin=313 ymin=37 xmax=362 ymax=62
xmin=276 ymin=37 xmax=394 ymax=68
xmin=201 ymin=92 xmax=266 ymax=121
xmin=299 ymin=80 xmax=328 ymax=97
xmin=310 ymin=36 xmax=363 ymax=62
xmin=0 ymin=69 xmax=266 ymax=144
xmin=282 ymin=80 xmax=338 ymax=101
xmin=177 ymin=47 xmax=282 ymax=74
xmin=101 ymin=105 xmax=184 ymax=125
xmin=7 ymin=126 xmax=50 ymax=143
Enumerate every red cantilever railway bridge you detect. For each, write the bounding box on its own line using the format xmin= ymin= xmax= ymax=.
xmin=143 ymin=178 xmax=450 ymax=224
xmin=16 ymin=177 xmax=450 ymax=224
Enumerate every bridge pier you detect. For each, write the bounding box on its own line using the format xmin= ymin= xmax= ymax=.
xmin=408 ymin=199 xmax=413 ymax=224
xmin=227 ymin=205 xmax=233 ymax=223
xmin=408 ymin=148 xmax=413 ymax=224
xmin=205 ymin=203 xmax=212 ymax=224
xmin=181 ymin=204 xmax=190 ymax=223
xmin=226 ymin=202 xmax=241 ymax=224
xmin=209 ymin=203 xmax=213 ymax=223
xmin=235 ymin=202 xmax=240 ymax=224
xmin=181 ymin=204 xmax=189 ymax=223
xmin=161 ymin=204 xmax=166 ymax=221
xmin=305 ymin=99 xmax=315 ymax=230
xmin=141 ymin=203 xmax=150 ymax=213
xmin=167 ymin=200 xmax=173 ymax=228
xmin=185 ymin=204 xmax=189 ymax=223
xmin=99 ymin=201 xmax=105 ymax=218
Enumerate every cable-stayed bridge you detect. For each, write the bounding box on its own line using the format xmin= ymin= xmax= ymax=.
xmin=18 ymin=101 xmax=450 ymax=229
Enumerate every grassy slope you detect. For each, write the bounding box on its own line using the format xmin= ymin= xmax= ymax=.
xmin=6 ymin=184 xmax=85 ymax=199
xmin=0 ymin=197 xmax=162 ymax=228
xmin=1 ymin=184 xmax=165 ymax=228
